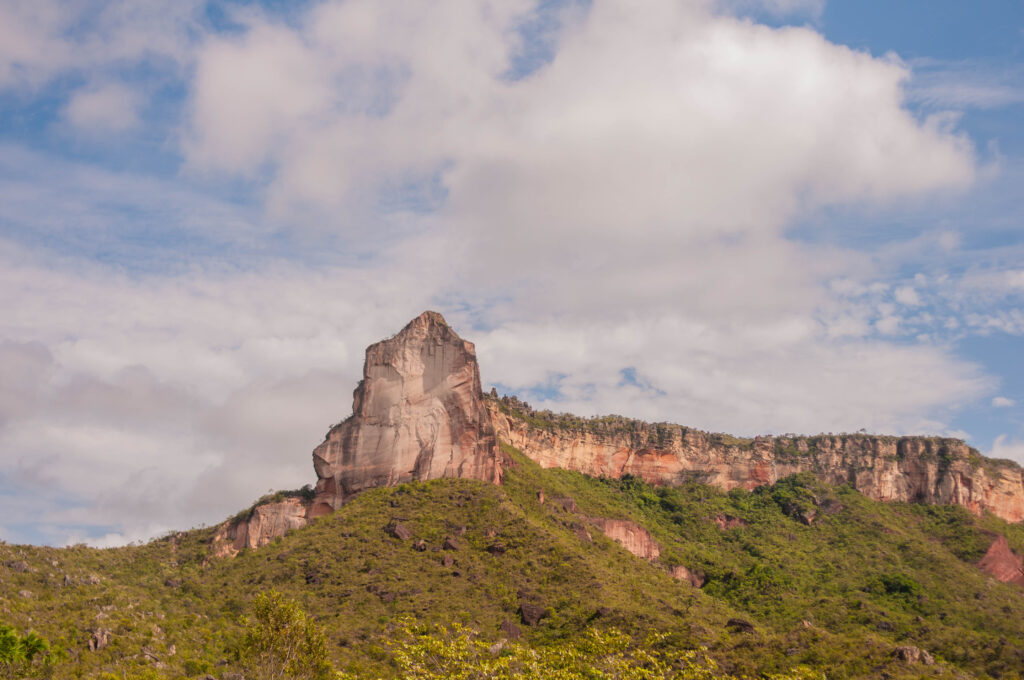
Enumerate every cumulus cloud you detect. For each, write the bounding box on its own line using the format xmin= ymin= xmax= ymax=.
xmin=0 ymin=0 xmax=201 ymax=90
xmin=992 ymin=396 xmax=1015 ymax=408
xmin=65 ymin=83 xmax=141 ymax=132
xmin=990 ymin=435 xmax=1024 ymax=466
xmin=0 ymin=0 xmax=1009 ymax=545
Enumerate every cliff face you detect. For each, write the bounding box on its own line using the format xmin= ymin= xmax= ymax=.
xmin=310 ymin=311 xmax=501 ymax=515
xmin=214 ymin=312 xmax=1024 ymax=557
xmin=488 ymin=401 xmax=1024 ymax=524
xmin=211 ymin=497 xmax=309 ymax=558
xmin=214 ymin=311 xmax=501 ymax=554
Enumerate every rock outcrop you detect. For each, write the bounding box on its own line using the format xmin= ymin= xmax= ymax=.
xmin=311 ymin=311 xmax=501 ymax=515
xmin=212 ymin=497 xmax=309 ymax=558
xmin=489 ymin=400 xmax=1024 ymax=523
xmin=591 ymin=518 xmax=660 ymax=561
xmin=213 ymin=311 xmax=501 ymax=555
xmin=978 ymin=535 xmax=1024 ymax=586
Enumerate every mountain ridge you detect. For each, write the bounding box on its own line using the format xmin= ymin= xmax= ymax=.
xmin=213 ymin=311 xmax=1023 ymax=559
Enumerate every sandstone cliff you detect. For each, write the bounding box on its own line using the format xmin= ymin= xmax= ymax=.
xmin=488 ymin=398 xmax=1024 ymax=524
xmin=310 ymin=311 xmax=501 ymax=515
xmin=213 ymin=311 xmax=501 ymax=554
xmin=214 ymin=312 xmax=1024 ymax=557
xmin=212 ymin=496 xmax=309 ymax=558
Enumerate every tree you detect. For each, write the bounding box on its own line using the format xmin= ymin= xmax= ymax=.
xmin=237 ymin=591 xmax=342 ymax=680
xmin=0 ymin=624 xmax=58 ymax=679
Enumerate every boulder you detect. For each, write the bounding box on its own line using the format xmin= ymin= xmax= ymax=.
xmin=669 ymin=565 xmax=705 ymax=587
xmin=714 ymin=515 xmax=748 ymax=530
xmin=388 ymin=522 xmax=413 ymax=541
xmin=499 ymin=620 xmax=522 ymax=640
xmin=894 ymin=645 xmax=935 ymax=665
xmin=726 ymin=618 xmax=755 ymax=634
xmin=519 ymin=603 xmax=547 ymax=626
xmin=89 ymin=629 xmax=111 ymax=652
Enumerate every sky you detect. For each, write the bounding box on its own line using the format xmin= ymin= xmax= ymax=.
xmin=0 ymin=0 xmax=1022 ymax=546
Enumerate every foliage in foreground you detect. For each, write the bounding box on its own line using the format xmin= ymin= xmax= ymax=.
xmin=235 ymin=591 xmax=340 ymax=680
xmin=0 ymin=624 xmax=59 ymax=679
xmin=388 ymin=620 xmax=825 ymax=680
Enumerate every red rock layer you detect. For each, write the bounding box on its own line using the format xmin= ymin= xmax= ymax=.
xmin=489 ymin=403 xmax=1024 ymax=523
xmin=978 ymin=535 xmax=1024 ymax=586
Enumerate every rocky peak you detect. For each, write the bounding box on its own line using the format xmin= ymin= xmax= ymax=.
xmin=310 ymin=311 xmax=501 ymax=515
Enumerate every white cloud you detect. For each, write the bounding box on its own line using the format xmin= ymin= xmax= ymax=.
xmin=990 ymin=435 xmax=1024 ymax=466
xmin=992 ymin=396 xmax=1015 ymax=408
xmin=893 ymin=286 xmax=921 ymax=306
xmin=717 ymin=0 xmax=826 ymax=21
xmin=65 ymin=83 xmax=140 ymax=132
xmin=909 ymin=60 xmax=1024 ymax=109
xmin=184 ymin=0 xmax=974 ymax=239
xmin=0 ymin=0 xmax=202 ymax=91
xmin=1 ymin=0 xmax=1009 ymax=545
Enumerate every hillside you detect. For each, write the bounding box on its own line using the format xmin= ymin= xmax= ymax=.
xmin=2 ymin=447 xmax=1024 ymax=678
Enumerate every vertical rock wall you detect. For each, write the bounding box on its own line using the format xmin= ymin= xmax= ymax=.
xmin=310 ymin=311 xmax=501 ymax=515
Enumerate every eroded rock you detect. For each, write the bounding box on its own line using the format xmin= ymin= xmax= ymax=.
xmin=894 ymin=645 xmax=935 ymax=665
xmin=978 ymin=535 xmax=1024 ymax=586
xmin=670 ymin=564 xmax=705 ymax=587
xmin=519 ymin=603 xmax=547 ymax=626
xmin=489 ymin=402 xmax=1024 ymax=523
xmin=312 ymin=311 xmax=502 ymax=514
xmin=592 ymin=518 xmax=660 ymax=561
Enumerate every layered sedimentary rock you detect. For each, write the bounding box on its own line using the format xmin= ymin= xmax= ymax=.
xmin=978 ymin=535 xmax=1024 ymax=586
xmin=213 ymin=311 xmax=501 ymax=555
xmin=489 ymin=400 xmax=1024 ymax=523
xmin=310 ymin=311 xmax=501 ymax=515
xmin=591 ymin=518 xmax=660 ymax=561
xmin=212 ymin=497 xmax=309 ymax=558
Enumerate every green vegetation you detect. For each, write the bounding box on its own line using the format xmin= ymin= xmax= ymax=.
xmin=1 ymin=444 xmax=1023 ymax=678
xmin=234 ymin=591 xmax=340 ymax=680
xmin=388 ymin=621 xmax=823 ymax=680
xmin=0 ymin=624 xmax=59 ymax=678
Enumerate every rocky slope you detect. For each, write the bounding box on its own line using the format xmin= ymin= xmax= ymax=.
xmin=488 ymin=398 xmax=1024 ymax=524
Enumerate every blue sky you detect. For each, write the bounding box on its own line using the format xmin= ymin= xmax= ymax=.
xmin=0 ymin=0 xmax=1022 ymax=545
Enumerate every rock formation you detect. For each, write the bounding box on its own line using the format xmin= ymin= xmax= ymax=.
xmin=310 ymin=311 xmax=501 ymax=515
xmin=489 ymin=400 xmax=1024 ymax=523
xmin=214 ymin=311 xmax=1024 ymax=558
xmin=591 ymin=518 xmax=660 ymax=561
xmin=977 ymin=535 xmax=1024 ymax=586
xmin=213 ymin=311 xmax=502 ymax=555
xmin=212 ymin=496 xmax=310 ymax=558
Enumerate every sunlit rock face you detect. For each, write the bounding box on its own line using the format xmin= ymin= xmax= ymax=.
xmin=591 ymin=518 xmax=660 ymax=561
xmin=978 ymin=535 xmax=1024 ymax=586
xmin=489 ymin=404 xmax=1024 ymax=523
xmin=211 ymin=497 xmax=309 ymax=558
xmin=311 ymin=311 xmax=501 ymax=515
